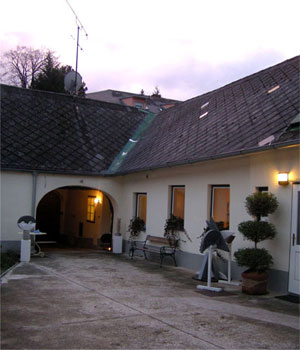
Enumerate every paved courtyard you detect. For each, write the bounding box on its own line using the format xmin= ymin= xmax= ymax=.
xmin=1 ymin=249 xmax=299 ymax=349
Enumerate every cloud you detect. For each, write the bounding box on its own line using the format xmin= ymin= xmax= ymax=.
xmin=86 ymin=49 xmax=286 ymax=101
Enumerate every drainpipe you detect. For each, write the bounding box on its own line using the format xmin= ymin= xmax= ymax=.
xmin=31 ymin=171 xmax=38 ymax=217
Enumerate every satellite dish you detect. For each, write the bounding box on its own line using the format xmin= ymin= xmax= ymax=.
xmin=64 ymin=71 xmax=82 ymax=93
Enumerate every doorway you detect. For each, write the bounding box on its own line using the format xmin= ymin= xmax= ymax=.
xmin=36 ymin=191 xmax=61 ymax=242
xmin=288 ymin=184 xmax=300 ymax=295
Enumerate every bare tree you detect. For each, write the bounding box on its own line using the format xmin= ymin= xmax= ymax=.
xmin=1 ymin=46 xmax=51 ymax=88
xmin=151 ymin=86 xmax=162 ymax=98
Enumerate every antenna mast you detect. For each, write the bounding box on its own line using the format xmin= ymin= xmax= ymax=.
xmin=65 ymin=0 xmax=88 ymax=94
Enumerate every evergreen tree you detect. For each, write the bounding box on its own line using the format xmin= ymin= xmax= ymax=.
xmin=31 ymin=52 xmax=87 ymax=96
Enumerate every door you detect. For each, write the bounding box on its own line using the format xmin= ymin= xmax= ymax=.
xmin=288 ymin=184 xmax=300 ymax=295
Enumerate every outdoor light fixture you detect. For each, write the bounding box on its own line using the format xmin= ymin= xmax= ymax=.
xmin=278 ymin=172 xmax=289 ymax=185
xmin=94 ymin=193 xmax=103 ymax=205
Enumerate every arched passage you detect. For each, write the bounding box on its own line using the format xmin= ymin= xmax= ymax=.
xmin=36 ymin=191 xmax=61 ymax=242
xmin=36 ymin=186 xmax=114 ymax=249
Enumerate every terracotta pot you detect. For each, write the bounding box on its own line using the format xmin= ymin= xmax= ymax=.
xmin=241 ymin=270 xmax=268 ymax=295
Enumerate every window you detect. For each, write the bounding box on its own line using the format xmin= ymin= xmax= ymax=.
xmin=256 ymin=187 xmax=268 ymax=221
xmin=256 ymin=186 xmax=268 ymax=193
xmin=211 ymin=185 xmax=230 ymax=230
xmin=87 ymin=196 xmax=96 ymax=222
xmin=135 ymin=102 xmax=143 ymax=109
xmin=135 ymin=193 xmax=147 ymax=224
xmin=171 ymin=186 xmax=185 ymax=220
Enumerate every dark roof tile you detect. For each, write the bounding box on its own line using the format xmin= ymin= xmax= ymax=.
xmin=1 ymin=85 xmax=146 ymax=175
xmin=116 ymin=56 xmax=300 ymax=174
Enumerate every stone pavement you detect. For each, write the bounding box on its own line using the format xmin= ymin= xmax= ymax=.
xmin=1 ymin=249 xmax=299 ymax=349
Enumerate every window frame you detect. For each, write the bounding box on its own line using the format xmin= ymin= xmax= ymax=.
xmin=210 ymin=185 xmax=230 ymax=230
xmin=87 ymin=196 xmax=96 ymax=223
xmin=170 ymin=185 xmax=185 ymax=220
xmin=135 ymin=192 xmax=147 ymax=224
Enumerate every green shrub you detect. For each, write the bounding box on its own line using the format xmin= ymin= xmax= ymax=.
xmin=245 ymin=192 xmax=278 ymax=220
xmin=128 ymin=217 xmax=145 ymax=238
xmin=1 ymin=250 xmax=19 ymax=274
xmin=238 ymin=221 xmax=276 ymax=247
xmin=164 ymin=215 xmax=184 ymax=236
xmin=234 ymin=248 xmax=273 ymax=272
xmin=235 ymin=191 xmax=278 ymax=273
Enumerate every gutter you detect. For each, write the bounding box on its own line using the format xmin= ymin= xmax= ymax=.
xmin=31 ymin=171 xmax=38 ymax=217
xmin=1 ymin=168 xmax=104 ymax=177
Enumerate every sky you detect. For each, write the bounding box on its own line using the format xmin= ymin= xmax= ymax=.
xmin=0 ymin=0 xmax=299 ymax=101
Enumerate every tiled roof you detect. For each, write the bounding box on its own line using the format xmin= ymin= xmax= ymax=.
xmin=115 ymin=56 xmax=300 ymax=174
xmin=1 ymin=85 xmax=146 ymax=175
xmin=1 ymin=56 xmax=299 ymax=177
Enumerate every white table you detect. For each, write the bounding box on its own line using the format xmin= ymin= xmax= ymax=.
xmin=18 ymin=231 xmax=47 ymax=258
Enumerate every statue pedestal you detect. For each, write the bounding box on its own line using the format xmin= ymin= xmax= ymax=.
xmin=20 ymin=239 xmax=31 ymax=262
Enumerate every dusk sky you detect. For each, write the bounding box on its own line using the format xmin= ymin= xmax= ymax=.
xmin=0 ymin=0 xmax=299 ymax=100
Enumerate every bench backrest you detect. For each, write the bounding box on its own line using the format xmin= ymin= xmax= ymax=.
xmin=146 ymin=235 xmax=178 ymax=248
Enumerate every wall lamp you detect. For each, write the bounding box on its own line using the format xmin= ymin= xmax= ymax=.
xmin=277 ymin=172 xmax=289 ymax=186
xmin=94 ymin=194 xmax=103 ymax=205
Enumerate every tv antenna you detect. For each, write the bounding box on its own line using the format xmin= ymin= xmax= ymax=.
xmin=65 ymin=0 xmax=88 ymax=94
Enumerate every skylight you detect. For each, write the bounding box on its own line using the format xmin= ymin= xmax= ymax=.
xmin=258 ymin=135 xmax=275 ymax=147
xmin=199 ymin=112 xmax=208 ymax=119
xmin=268 ymin=85 xmax=280 ymax=94
xmin=201 ymin=102 xmax=209 ymax=109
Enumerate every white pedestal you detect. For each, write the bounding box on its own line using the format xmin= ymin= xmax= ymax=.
xmin=20 ymin=239 xmax=31 ymax=262
xmin=113 ymin=235 xmax=122 ymax=254
xmin=197 ymin=245 xmax=223 ymax=292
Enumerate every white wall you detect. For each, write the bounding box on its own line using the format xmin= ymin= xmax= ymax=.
xmin=120 ymin=146 xmax=299 ymax=272
xmin=1 ymin=146 xmax=299 ymax=273
xmin=1 ymin=172 xmax=33 ymax=241
xmin=0 ymin=172 xmax=123 ymax=242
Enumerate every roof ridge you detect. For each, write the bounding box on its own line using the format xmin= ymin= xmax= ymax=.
xmin=0 ymin=84 xmax=145 ymax=113
xmin=88 ymin=88 xmax=180 ymax=102
xmin=184 ymin=55 xmax=300 ymax=104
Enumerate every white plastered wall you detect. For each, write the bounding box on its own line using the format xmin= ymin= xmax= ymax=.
xmin=120 ymin=146 xmax=299 ymax=273
xmin=0 ymin=172 xmax=123 ymax=242
xmin=1 ymin=146 xmax=299 ymax=272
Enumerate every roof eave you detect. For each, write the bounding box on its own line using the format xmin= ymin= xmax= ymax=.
xmin=0 ymin=167 xmax=103 ymax=177
xmin=103 ymin=140 xmax=300 ymax=177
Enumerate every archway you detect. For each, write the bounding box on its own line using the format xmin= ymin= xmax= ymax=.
xmin=36 ymin=186 xmax=114 ymax=249
xmin=36 ymin=191 xmax=61 ymax=242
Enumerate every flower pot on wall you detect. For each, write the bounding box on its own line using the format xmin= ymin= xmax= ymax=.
xmin=241 ymin=270 xmax=268 ymax=295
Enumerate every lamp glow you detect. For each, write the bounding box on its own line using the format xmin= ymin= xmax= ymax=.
xmin=278 ymin=172 xmax=289 ymax=185
xmin=94 ymin=193 xmax=103 ymax=205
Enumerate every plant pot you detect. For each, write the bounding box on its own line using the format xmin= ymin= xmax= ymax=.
xmin=241 ymin=270 xmax=268 ymax=295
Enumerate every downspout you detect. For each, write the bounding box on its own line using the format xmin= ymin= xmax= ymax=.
xmin=31 ymin=171 xmax=38 ymax=217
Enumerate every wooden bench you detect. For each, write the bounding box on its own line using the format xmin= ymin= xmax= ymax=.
xmin=129 ymin=235 xmax=179 ymax=267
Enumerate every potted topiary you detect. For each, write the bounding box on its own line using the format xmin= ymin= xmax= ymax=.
xmin=128 ymin=216 xmax=145 ymax=240
xmin=234 ymin=192 xmax=278 ymax=294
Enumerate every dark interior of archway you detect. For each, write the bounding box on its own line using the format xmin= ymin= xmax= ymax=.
xmin=35 ymin=188 xmax=114 ymax=248
xmin=36 ymin=191 xmax=61 ymax=242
